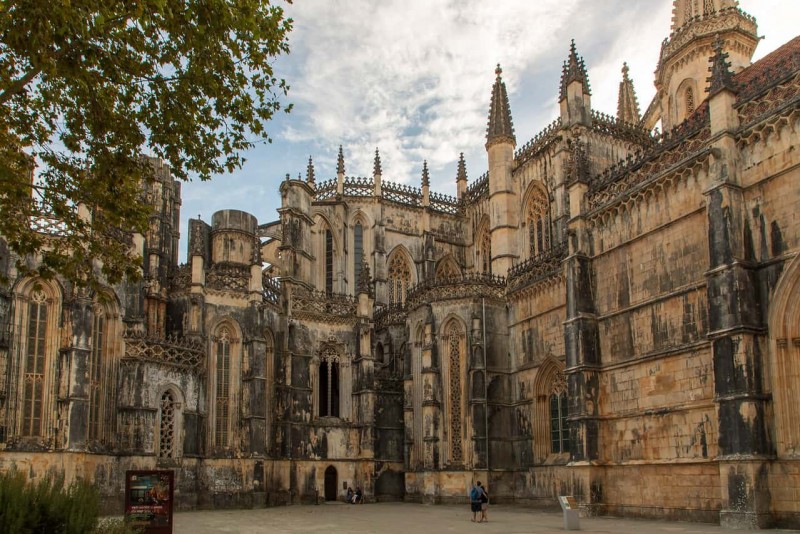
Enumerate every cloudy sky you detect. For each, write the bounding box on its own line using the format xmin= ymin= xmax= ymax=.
xmin=177 ymin=0 xmax=799 ymax=262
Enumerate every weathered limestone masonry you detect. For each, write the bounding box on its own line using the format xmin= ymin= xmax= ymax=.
xmin=1 ymin=0 xmax=799 ymax=529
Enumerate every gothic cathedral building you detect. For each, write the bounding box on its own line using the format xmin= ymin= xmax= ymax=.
xmin=1 ymin=0 xmax=799 ymax=529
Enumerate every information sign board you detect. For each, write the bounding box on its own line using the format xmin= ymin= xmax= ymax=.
xmin=125 ymin=470 xmax=174 ymax=534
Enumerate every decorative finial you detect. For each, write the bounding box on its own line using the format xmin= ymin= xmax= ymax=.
xmin=337 ymin=145 xmax=345 ymax=175
xmin=456 ymin=153 xmax=467 ymax=182
xmin=421 ymin=160 xmax=430 ymax=188
xmin=707 ymin=34 xmax=737 ymax=96
xmin=306 ymin=156 xmax=315 ymax=185
xmin=622 ymin=62 xmax=629 ymax=77
xmin=495 ymin=63 xmax=502 ymax=78
xmin=486 ymin=63 xmax=516 ymax=146
xmin=373 ymin=148 xmax=382 ymax=176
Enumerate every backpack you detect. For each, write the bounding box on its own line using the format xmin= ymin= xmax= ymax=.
xmin=470 ymin=487 xmax=480 ymax=502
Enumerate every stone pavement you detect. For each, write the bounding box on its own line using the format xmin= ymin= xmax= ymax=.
xmin=171 ymin=502 xmax=799 ymax=534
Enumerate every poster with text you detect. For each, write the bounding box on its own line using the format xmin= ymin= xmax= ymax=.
xmin=125 ymin=470 xmax=174 ymax=534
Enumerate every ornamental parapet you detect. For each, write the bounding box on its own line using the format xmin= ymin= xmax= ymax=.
xmin=382 ymin=180 xmax=422 ymax=207
xmin=206 ymin=261 xmax=250 ymax=292
xmin=507 ymin=241 xmax=568 ymax=292
xmin=514 ymin=118 xmax=562 ymax=168
xmin=263 ymin=273 xmax=281 ymax=306
xmin=589 ymin=110 xmax=653 ymax=146
xmin=660 ymin=7 xmax=757 ymax=65
xmin=587 ymin=103 xmax=710 ymax=211
xmin=289 ymin=285 xmax=357 ymax=321
xmin=405 ymin=272 xmax=506 ymax=310
xmin=123 ymin=329 xmax=205 ymax=370
xmin=464 ymin=172 xmax=489 ymax=204
xmin=374 ymin=302 xmax=407 ymax=329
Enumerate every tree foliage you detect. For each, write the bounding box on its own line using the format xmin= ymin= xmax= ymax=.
xmin=0 ymin=0 xmax=292 ymax=288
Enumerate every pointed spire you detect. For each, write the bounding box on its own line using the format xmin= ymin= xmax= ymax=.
xmin=373 ymin=148 xmax=382 ymax=176
xmin=707 ymin=34 xmax=737 ymax=96
xmin=337 ymin=145 xmax=345 ymax=175
xmin=306 ymin=156 xmax=315 ymax=185
xmin=456 ymin=153 xmax=467 ymax=182
xmin=617 ymin=63 xmax=641 ymax=125
xmin=559 ymin=39 xmax=591 ymax=100
xmin=421 ymin=160 xmax=430 ymax=188
xmin=486 ymin=64 xmax=516 ymax=147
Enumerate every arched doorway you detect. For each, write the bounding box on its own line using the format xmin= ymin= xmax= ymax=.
xmin=324 ymin=465 xmax=338 ymax=501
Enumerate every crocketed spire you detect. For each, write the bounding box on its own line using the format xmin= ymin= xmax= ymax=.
xmin=456 ymin=152 xmax=467 ymax=182
xmin=373 ymin=148 xmax=382 ymax=176
xmin=617 ymin=63 xmax=641 ymax=125
xmin=421 ymin=160 xmax=430 ymax=188
xmin=707 ymin=35 xmax=737 ymax=96
xmin=486 ymin=64 xmax=516 ymax=147
xmin=337 ymin=145 xmax=345 ymax=175
xmin=306 ymin=156 xmax=315 ymax=185
xmin=560 ymin=40 xmax=591 ymax=100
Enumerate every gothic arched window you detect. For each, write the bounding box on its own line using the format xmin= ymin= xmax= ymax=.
xmin=354 ymin=222 xmax=363 ymax=290
xmin=387 ymin=250 xmax=412 ymax=305
xmin=685 ymin=86 xmax=695 ymax=117
xmin=88 ymin=305 xmax=106 ymax=441
xmin=159 ymin=390 xmax=176 ymax=458
xmin=214 ymin=326 xmax=233 ymax=447
xmin=319 ymin=348 xmax=340 ymax=417
xmin=549 ymin=378 xmax=570 ymax=454
xmin=446 ymin=322 xmax=464 ymax=465
xmin=435 ymin=257 xmax=460 ymax=280
xmin=476 ymin=221 xmax=491 ymax=274
xmin=526 ymin=186 xmax=551 ymax=258
xmin=325 ymin=228 xmax=334 ymax=294
xmin=22 ymin=290 xmax=48 ymax=436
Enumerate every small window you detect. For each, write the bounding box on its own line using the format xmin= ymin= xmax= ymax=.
xmin=325 ymin=229 xmax=334 ymax=294
xmin=319 ymin=348 xmax=340 ymax=417
xmin=159 ymin=391 xmax=176 ymax=458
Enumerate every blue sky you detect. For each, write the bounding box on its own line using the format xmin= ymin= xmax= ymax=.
xmin=176 ymin=0 xmax=799 ymax=263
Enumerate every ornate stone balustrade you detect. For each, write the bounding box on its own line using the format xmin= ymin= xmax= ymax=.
xmin=206 ymin=262 xmax=250 ymax=292
xmin=587 ymin=103 xmax=710 ymax=210
xmin=290 ymin=285 xmax=357 ymax=322
xmin=590 ymin=110 xmax=653 ymax=145
xmin=343 ymin=176 xmax=374 ymax=197
xmin=315 ymin=178 xmax=337 ymax=201
xmin=429 ymin=191 xmax=462 ymax=215
xmin=374 ymin=302 xmax=407 ymax=329
xmin=382 ymin=180 xmax=422 ymax=207
xmin=123 ymin=330 xmax=205 ymax=370
xmin=464 ymin=172 xmax=489 ymax=204
xmin=405 ymin=272 xmax=506 ymax=309
xmin=507 ymin=241 xmax=568 ymax=292
xmin=29 ymin=202 xmax=68 ymax=236
xmin=263 ymin=274 xmax=281 ymax=305
xmin=514 ymin=118 xmax=562 ymax=166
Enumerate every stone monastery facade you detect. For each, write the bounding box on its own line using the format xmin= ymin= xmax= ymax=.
xmin=1 ymin=0 xmax=800 ymax=529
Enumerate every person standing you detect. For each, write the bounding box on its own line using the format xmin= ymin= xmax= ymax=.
xmin=469 ymin=482 xmax=481 ymax=522
xmin=478 ymin=481 xmax=489 ymax=522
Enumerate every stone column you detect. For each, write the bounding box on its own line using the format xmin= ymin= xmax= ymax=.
xmin=61 ymin=290 xmax=93 ymax=449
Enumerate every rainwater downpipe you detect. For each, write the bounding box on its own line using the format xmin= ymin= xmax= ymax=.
xmin=482 ymin=298 xmax=489 ymax=474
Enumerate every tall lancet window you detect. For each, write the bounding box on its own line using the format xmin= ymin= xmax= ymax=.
xmin=549 ymin=374 xmax=570 ymax=454
xmin=215 ymin=327 xmax=232 ymax=446
xmin=88 ymin=306 xmax=107 ymax=440
xmin=387 ymin=250 xmax=411 ymax=305
xmin=526 ymin=186 xmax=551 ymax=258
xmin=22 ymin=290 xmax=48 ymax=436
xmin=159 ymin=390 xmax=176 ymax=458
xmin=319 ymin=348 xmax=340 ymax=417
xmin=476 ymin=221 xmax=491 ymax=274
xmin=325 ymin=228 xmax=334 ymax=294
xmin=354 ymin=222 xmax=363 ymax=289
xmin=446 ymin=322 xmax=464 ymax=464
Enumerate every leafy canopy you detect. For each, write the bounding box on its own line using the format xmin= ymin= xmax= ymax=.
xmin=0 ymin=0 xmax=292 ymax=288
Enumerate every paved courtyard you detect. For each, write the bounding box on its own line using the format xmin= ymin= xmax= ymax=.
xmin=172 ymin=503 xmax=799 ymax=534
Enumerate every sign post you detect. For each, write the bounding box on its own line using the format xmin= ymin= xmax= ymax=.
xmin=558 ymin=495 xmax=580 ymax=530
xmin=125 ymin=470 xmax=175 ymax=534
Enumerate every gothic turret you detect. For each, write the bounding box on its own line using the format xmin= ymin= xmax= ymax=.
xmin=336 ymin=145 xmax=345 ymax=194
xmin=373 ymin=147 xmax=382 ymax=196
xmin=617 ymin=63 xmax=641 ymax=125
xmin=559 ymin=40 xmax=592 ymax=127
xmin=485 ymin=64 xmax=518 ymax=275
xmin=648 ymin=0 xmax=757 ymax=130
xmin=306 ymin=156 xmax=315 ymax=186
